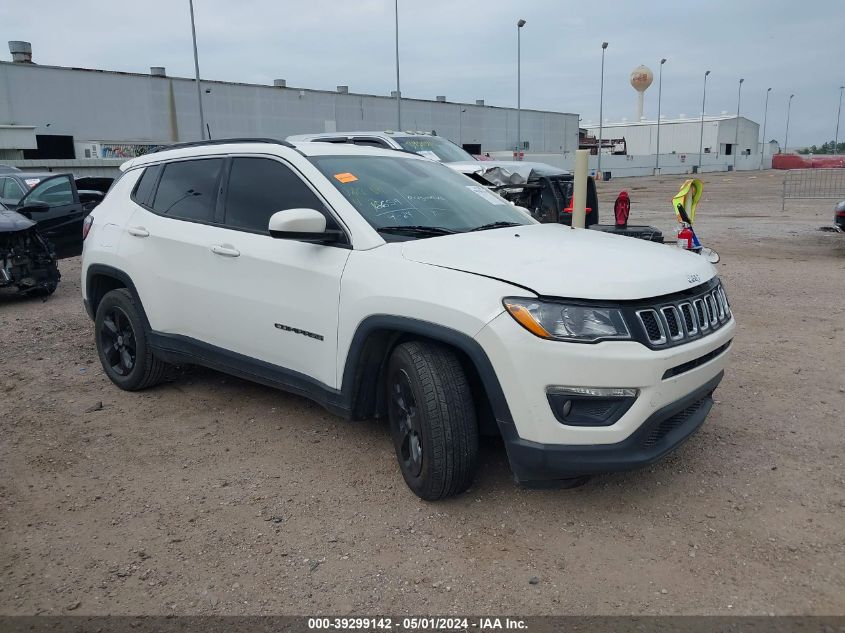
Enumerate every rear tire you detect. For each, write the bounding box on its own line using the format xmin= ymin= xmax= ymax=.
xmin=386 ymin=341 xmax=479 ymax=500
xmin=94 ymin=288 xmax=169 ymax=391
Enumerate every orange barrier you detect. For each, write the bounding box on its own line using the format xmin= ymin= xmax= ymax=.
xmin=773 ymin=154 xmax=845 ymax=169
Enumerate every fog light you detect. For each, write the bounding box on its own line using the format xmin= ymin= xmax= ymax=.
xmin=546 ymin=386 xmax=639 ymax=427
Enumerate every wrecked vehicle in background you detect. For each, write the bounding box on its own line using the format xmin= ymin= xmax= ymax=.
xmin=8 ymin=174 xmax=112 ymax=259
xmin=477 ymin=162 xmax=600 ymax=227
xmin=286 ymin=131 xmax=599 ymax=226
xmin=0 ymin=202 xmax=60 ymax=296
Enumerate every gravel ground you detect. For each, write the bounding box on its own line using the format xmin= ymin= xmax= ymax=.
xmin=1 ymin=170 xmax=843 ymax=616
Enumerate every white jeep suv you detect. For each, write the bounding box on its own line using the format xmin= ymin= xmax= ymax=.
xmin=81 ymin=138 xmax=734 ymax=500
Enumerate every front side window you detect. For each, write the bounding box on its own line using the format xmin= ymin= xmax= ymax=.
xmin=25 ymin=175 xmax=74 ymax=206
xmin=223 ymin=157 xmax=329 ymax=233
xmin=152 ymin=158 xmax=223 ymax=222
xmin=392 ymin=136 xmax=475 ymax=163
xmin=310 ymin=155 xmax=533 ymax=239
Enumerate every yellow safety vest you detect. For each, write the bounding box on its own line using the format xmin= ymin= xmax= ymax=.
xmin=672 ymin=179 xmax=703 ymax=224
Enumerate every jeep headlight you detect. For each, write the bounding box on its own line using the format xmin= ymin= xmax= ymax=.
xmin=503 ymin=298 xmax=631 ymax=342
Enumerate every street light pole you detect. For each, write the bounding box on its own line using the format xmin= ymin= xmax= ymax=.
xmin=188 ymin=0 xmax=206 ymax=140
xmin=698 ymin=70 xmax=710 ymax=172
xmin=760 ymin=87 xmax=771 ymax=169
xmin=784 ymin=94 xmax=795 ymax=153
xmin=597 ymin=42 xmax=608 ymax=178
xmin=835 ymin=86 xmax=844 ymax=155
xmin=394 ymin=0 xmax=401 ymax=130
xmin=517 ymin=19 xmax=526 ymax=160
xmin=733 ymin=78 xmax=744 ymax=170
xmin=654 ymin=58 xmax=666 ymax=174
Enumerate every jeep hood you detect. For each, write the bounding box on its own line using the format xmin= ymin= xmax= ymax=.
xmin=400 ymin=223 xmax=715 ymax=300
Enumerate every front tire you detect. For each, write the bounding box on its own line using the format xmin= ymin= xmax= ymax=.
xmin=94 ymin=288 xmax=169 ymax=391
xmin=386 ymin=341 xmax=479 ymax=500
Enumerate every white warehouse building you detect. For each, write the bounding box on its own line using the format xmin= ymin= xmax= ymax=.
xmin=584 ymin=115 xmax=761 ymax=158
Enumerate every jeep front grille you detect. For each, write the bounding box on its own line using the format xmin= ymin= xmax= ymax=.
xmin=634 ymin=282 xmax=731 ymax=348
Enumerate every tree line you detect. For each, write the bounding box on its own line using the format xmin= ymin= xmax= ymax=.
xmin=798 ymin=141 xmax=845 ymax=155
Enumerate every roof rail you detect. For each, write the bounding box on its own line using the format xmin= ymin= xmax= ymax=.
xmin=151 ymin=138 xmax=296 ymax=153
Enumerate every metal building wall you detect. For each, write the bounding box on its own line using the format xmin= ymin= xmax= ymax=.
xmin=584 ymin=118 xmax=759 ymax=156
xmin=0 ymin=62 xmax=578 ymax=154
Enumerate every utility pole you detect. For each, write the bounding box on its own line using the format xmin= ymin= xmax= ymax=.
xmin=835 ymin=86 xmax=844 ymax=155
xmin=597 ymin=42 xmax=608 ymax=178
xmin=760 ymin=87 xmax=771 ymax=169
xmin=698 ymin=70 xmax=710 ymax=172
xmin=394 ymin=0 xmax=401 ymax=130
xmin=733 ymin=78 xmax=744 ymax=170
xmin=784 ymin=94 xmax=795 ymax=153
xmin=654 ymin=58 xmax=666 ymax=174
xmin=188 ymin=0 xmax=206 ymax=140
xmin=516 ymin=18 xmax=525 ymax=160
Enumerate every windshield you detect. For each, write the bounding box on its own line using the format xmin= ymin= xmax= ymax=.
xmin=311 ymin=155 xmax=534 ymax=238
xmin=392 ymin=136 xmax=476 ymax=163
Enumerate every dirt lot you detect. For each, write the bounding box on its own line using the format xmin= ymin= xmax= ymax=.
xmin=1 ymin=170 xmax=844 ymax=616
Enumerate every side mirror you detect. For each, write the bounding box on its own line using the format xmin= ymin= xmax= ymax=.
xmin=268 ymin=208 xmax=345 ymax=245
xmin=19 ymin=200 xmax=50 ymax=214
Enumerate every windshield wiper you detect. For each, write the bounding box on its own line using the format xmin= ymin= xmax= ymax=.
xmin=376 ymin=225 xmax=459 ymax=236
xmin=468 ymin=221 xmax=524 ymax=232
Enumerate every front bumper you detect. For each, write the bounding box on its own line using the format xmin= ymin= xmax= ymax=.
xmin=475 ymin=307 xmax=734 ymax=483
xmin=499 ymin=371 xmax=723 ymax=485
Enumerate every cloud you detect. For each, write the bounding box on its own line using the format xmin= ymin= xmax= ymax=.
xmin=1 ymin=0 xmax=842 ymax=146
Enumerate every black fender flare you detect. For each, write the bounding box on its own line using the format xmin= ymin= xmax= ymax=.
xmin=84 ymin=264 xmax=151 ymax=330
xmin=340 ymin=315 xmax=514 ymax=425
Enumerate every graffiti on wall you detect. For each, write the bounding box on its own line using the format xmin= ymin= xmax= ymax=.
xmin=100 ymin=144 xmax=168 ymax=158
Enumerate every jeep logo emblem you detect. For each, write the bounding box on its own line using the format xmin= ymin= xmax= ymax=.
xmin=687 ymin=274 xmax=701 ymax=284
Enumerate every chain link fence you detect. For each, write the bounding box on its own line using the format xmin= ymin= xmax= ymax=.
xmin=782 ymin=168 xmax=845 ymax=209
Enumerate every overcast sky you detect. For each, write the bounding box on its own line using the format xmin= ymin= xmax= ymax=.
xmin=2 ymin=0 xmax=843 ymax=148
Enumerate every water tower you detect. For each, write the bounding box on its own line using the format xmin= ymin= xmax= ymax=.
xmin=630 ymin=65 xmax=653 ymax=121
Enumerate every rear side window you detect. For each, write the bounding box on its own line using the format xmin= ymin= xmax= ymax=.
xmin=223 ymin=157 xmax=330 ymax=233
xmin=130 ymin=165 xmax=160 ymax=206
xmin=2 ymin=178 xmax=25 ymax=199
xmin=152 ymin=158 xmax=223 ymax=222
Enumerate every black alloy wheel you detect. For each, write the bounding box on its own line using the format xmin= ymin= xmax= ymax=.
xmin=98 ymin=305 xmax=136 ymax=376
xmin=390 ymin=369 xmax=423 ymax=478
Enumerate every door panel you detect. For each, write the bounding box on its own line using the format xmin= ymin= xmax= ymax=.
xmin=204 ymin=231 xmax=349 ymax=388
xmin=121 ymin=158 xmax=226 ymax=342
xmin=210 ymin=156 xmax=350 ymax=387
xmin=18 ymin=174 xmax=84 ymax=258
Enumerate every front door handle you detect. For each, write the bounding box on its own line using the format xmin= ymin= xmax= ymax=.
xmin=211 ymin=244 xmax=240 ymax=258
xmin=127 ymin=226 xmax=150 ymax=237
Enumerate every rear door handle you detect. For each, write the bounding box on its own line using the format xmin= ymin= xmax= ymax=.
xmin=211 ymin=244 xmax=240 ymax=258
xmin=127 ymin=226 xmax=150 ymax=237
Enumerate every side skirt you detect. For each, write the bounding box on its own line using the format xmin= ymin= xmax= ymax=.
xmin=148 ymin=332 xmax=351 ymax=419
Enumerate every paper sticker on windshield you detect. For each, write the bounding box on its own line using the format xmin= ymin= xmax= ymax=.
xmin=24 ymin=178 xmax=42 ymax=188
xmin=416 ymin=150 xmax=441 ymax=161
xmin=334 ymin=172 xmax=358 ymax=184
xmin=466 ymin=185 xmax=506 ymax=205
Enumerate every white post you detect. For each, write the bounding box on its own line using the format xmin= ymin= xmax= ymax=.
xmin=572 ymin=149 xmax=589 ymax=229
